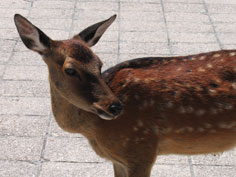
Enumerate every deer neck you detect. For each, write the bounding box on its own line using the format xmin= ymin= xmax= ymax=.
xmin=49 ymin=81 xmax=99 ymax=137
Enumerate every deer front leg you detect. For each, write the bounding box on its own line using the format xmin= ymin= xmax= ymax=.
xmin=126 ymin=162 xmax=154 ymax=177
xmin=113 ymin=163 xmax=128 ymax=177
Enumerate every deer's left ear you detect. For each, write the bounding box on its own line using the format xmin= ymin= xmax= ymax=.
xmin=74 ymin=15 xmax=116 ymax=47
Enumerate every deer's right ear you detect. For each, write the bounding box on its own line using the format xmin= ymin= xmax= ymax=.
xmin=14 ymin=14 xmax=51 ymax=55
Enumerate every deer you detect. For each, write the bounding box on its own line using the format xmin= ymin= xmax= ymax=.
xmin=14 ymin=13 xmax=236 ymax=177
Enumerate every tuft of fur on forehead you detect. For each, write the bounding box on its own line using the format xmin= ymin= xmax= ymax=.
xmin=60 ymin=39 xmax=95 ymax=63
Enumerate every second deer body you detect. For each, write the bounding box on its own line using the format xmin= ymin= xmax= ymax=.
xmin=14 ymin=14 xmax=236 ymax=177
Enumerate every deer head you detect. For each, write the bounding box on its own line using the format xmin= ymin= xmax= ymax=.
xmin=14 ymin=14 xmax=123 ymax=120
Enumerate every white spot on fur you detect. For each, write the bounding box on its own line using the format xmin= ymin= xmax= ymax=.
xmin=175 ymin=127 xmax=186 ymax=133
xmin=204 ymin=123 xmax=212 ymax=129
xmin=197 ymin=127 xmax=205 ymax=132
xmin=209 ymin=107 xmax=218 ymax=114
xmin=143 ymin=129 xmax=149 ymax=134
xmin=207 ymin=64 xmax=213 ymax=68
xmin=200 ymin=56 xmax=206 ymax=60
xmin=134 ymin=78 xmax=140 ymax=83
xmin=179 ymin=106 xmax=186 ymax=114
xmin=177 ymin=67 xmax=182 ymax=71
xmin=229 ymin=52 xmax=236 ymax=56
xmin=225 ymin=103 xmax=233 ymax=110
xmin=213 ymin=53 xmax=221 ymax=58
xmin=133 ymin=127 xmax=138 ymax=131
xmin=186 ymin=106 xmax=194 ymax=113
xmin=166 ymin=102 xmax=173 ymax=108
xmin=197 ymin=67 xmax=205 ymax=72
xmin=232 ymin=83 xmax=236 ymax=89
xmin=137 ymin=120 xmax=143 ymax=127
xmin=186 ymin=127 xmax=194 ymax=132
xmin=209 ymin=89 xmax=217 ymax=95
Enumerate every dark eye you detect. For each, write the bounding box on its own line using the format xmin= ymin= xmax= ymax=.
xmin=65 ymin=68 xmax=76 ymax=76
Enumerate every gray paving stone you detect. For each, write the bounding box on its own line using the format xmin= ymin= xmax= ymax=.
xmin=214 ymin=23 xmax=236 ymax=33
xmin=0 ymin=136 xmax=43 ymax=161
xmin=0 ymin=28 xmax=19 ymax=39
xmin=0 ymin=161 xmax=38 ymax=177
xmin=30 ymin=9 xmax=74 ymax=19
xmin=97 ymin=53 xmax=118 ymax=70
xmin=10 ymin=51 xmax=46 ymax=66
xmin=207 ymin=4 xmax=236 ymax=14
xmin=33 ymin=0 xmax=75 ymax=9
xmin=171 ymin=42 xmax=220 ymax=55
xmin=0 ymin=18 xmax=17 ymax=29
xmin=222 ymin=44 xmax=236 ymax=50
xmin=40 ymin=162 xmax=113 ymax=177
xmin=93 ymin=41 xmax=118 ymax=54
xmin=151 ymin=164 xmax=191 ymax=177
xmin=167 ymin=21 xmax=214 ymax=33
xmin=120 ymin=42 xmax=170 ymax=55
xmin=205 ymin=0 xmax=236 ymax=4
xmin=0 ymin=80 xmax=50 ymax=97
xmin=3 ymin=65 xmax=48 ymax=81
xmin=0 ymin=8 xmax=29 ymax=18
xmin=120 ymin=20 xmax=166 ymax=32
xmin=169 ymin=32 xmax=217 ymax=43
xmin=120 ymin=31 xmax=168 ymax=43
xmin=42 ymin=29 xmax=70 ymax=40
xmin=0 ymin=115 xmax=49 ymax=137
xmin=191 ymin=149 xmax=236 ymax=165
xmin=0 ymin=97 xmax=51 ymax=115
xmin=166 ymin=12 xmax=209 ymax=22
xmin=0 ymin=65 xmax=5 ymax=77
xmin=120 ymin=11 xmax=164 ymax=22
xmin=0 ymin=0 xmax=32 ymax=9
xmin=163 ymin=0 xmax=202 ymax=3
xmin=76 ymin=2 xmax=118 ymax=11
xmin=44 ymin=137 xmax=104 ymax=162
xmin=120 ymin=2 xmax=162 ymax=12
xmin=210 ymin=13 xmax=236 ymax=23
xmin=155 ymin=155 xmax=189 ymax=165
xmin=218 ymin=33 xmax=236 ymax=44
xmin=164 ymin=3 xmax=206 ymax=13
xmin=193 ymin=165 xmax=236 ymax=177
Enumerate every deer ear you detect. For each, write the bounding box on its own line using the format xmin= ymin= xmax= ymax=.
xmin=14 ymin=14 xmax=51 ymax=55
xmin=74 ymin=15 xmax=116 ymax=47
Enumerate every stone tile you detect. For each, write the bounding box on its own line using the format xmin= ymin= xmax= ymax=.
xmin=0 ymin=0 xmax=31 ymax=9
xmin=3 ymin=65 xmax=48 ymax=81
xmin=30 ymin=9 xmax=73 ymax=19
xmin=155 ymin=155 xmax=189 ymax=165
xmin=218 ymin=33 xmax=236 ymax=44
xmin=169 ymin=32 xmax=217 ymax=43
xmin=0 ymin=97 xmax=51 ymax=115
xmin=120 ymin=42 xmax=170 ymax=55
xmin=28 ymin=18 xmax=72 ymax=31
xmin=163 ymin=0 xmax=202 ymax=3
xmin=166 ymin=12 xmax=209 ymax=22
xmin=167 ymin=21 xmax=214 ymax=33
xmin=10 ymin=51 xmax=46 ymax=66
xmin=0 ymin=161 xmax=38 ymax=177
xmin=164 ymin=3 xmax=206 ymax=13
xmin=207 ymin=4 xmax=236 ymax=14
xmin=0 ymin=136 xmax=43 ymax=161
xmin=0 ymin=115 xmax=49 ymax=137
xmin=49 ymin=119 xmax=83 ymax=138
xmin=205 ymin=0 xmax=236 ymax=4
xmin=120 ymin=31 xmax=168 ymax=43
xmin=222 ymin=44 xmax=236 ymax=50
xmin=171 ymin=42 xmax=220 ymax=55
xmin=44 ymin=137 xmax=104 ymax=162
xmin=97 ymin=53 xmax=118 ymax=71
xmin=0 ymin=65 xmax=5 ymax=77
xmin=120 ymin=20 xmax=166 ymax=32
xmin=120 ymin=2 xmax=162 ymax=12
xmin=0 ymin=52 xmax=11 ymax=64
xmin=0 ymin=17 xmax=17 ymax=29
xmin=42 ymin=29 xmax=69 ymax=40
xmin=93 ymin=41 xmax=118 ymax=54
xmin=76 ymin=2 xmax=118 ymax=11
xmin=191 ymin=149 xmax=236 ymax=165
xmin=214 ymin=23 xmax=236 ymax=33
xmin=0 ymin=8 xmax=29 ymax=18
xmin=211 ymin=13 xmax=236 ymax=23
xmin=193 ymin=165 xmax=236 ymax=177
xmin=33 ymin=0 xmax=74 ymax=9
xmin=0 ymin=28 xmax=19 ymax=39
xmin=40 ymin=162 xmax=113 ymax=177
xmin=120 ymin=11 xmax=164 ymax=22
xmin=0 ymin=80 xmax=50 ymax=97
xmin=151 ymin=164 xmax=191 ymax=177
xmin=120 ymin=0 xmax=161 ymax=2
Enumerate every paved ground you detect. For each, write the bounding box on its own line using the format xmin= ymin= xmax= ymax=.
xmin=1 ymin=0 xmax=236 ymax=176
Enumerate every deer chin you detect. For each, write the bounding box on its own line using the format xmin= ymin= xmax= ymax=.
xmin=92 ymin=103 xmax=117 ymax=120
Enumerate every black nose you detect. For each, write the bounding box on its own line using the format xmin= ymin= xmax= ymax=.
xmin=109 ymin=102 xmax=123 ymax=117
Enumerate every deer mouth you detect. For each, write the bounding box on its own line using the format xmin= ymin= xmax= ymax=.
xmin=96 ymin=108 xmax=115 ymax=120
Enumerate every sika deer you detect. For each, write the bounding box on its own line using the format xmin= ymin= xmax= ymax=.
xmin=14 ymin=14 xmax=236 ymax=177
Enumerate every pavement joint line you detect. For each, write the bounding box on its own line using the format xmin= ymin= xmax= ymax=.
xmin=68 ymin=0 xmax=78 ymax=38
xmin=188 ymin=156 xmax=196 ymax=177
xmin=35 ymin=111 xmax=53 ymax=177
xmin=202 ymin=0 xmax=223 ymax=50
xmin=160 ymin=0 xmax=172 ymax=55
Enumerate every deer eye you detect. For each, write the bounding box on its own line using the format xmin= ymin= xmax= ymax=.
xmin=65 ymin=68 xmax=77 ymax=76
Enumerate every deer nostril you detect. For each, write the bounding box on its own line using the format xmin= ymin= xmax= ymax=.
xmin=109 ymin=103 xmax=123 ymax=117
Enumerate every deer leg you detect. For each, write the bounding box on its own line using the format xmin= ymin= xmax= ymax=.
xmin=113 ymin=163 xmax=128 ymax=177
xmin=126 ymin=162 xmax=153 ymax=177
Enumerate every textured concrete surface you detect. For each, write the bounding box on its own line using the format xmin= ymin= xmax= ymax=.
xmin=0 ymin=0 xmax=236 ymax=176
